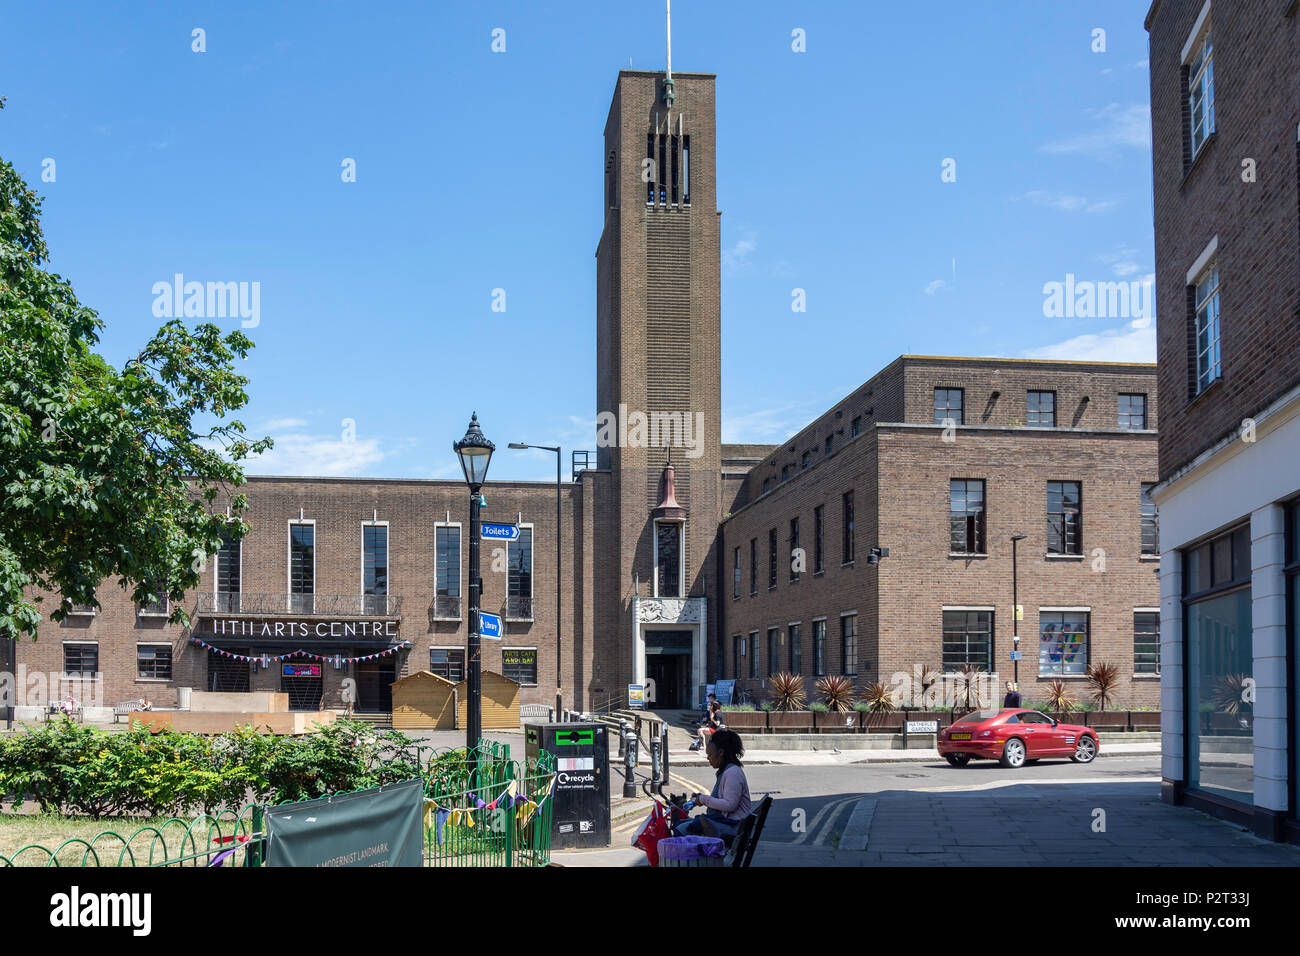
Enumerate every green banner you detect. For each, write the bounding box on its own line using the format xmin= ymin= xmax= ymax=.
xmin=264 ymin=779 xmax=424 ymax=867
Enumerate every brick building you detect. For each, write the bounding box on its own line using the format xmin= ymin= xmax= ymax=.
xmin=719 ymin=356 xmax=1161 ymax=709
xmin=1144 ymin=0 xmax=1300 ymax=840
xmin=10 ymin=64 xmax=1165 ymax=725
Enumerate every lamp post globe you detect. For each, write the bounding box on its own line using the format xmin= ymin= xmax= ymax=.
xmin=453 ymin=412 xmax=494 ymax=755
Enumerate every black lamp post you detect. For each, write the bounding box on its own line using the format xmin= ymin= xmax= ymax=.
xmin=454 ymin=412 xmax=494 ymax=752
xmin=509 ymin=442 xmax=562 ymax=720
xmin=1010 ymin=533 xmax=1027 ymax=688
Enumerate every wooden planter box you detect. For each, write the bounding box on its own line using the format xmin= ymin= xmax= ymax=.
xmin=767 ymin=711 xmax=815 ymax=733
xmin=1084 ymin=711 xmax=1128 ymax=730
xmin=720 ymin=711 xmax=767 ymax=732
xmin=1128 ymin=710 xmax=1161 ymax=731
xmin=814 ymin=709 xmax=858 ymax=733
xmin=861 ymin=711 xmax=904 ymax=733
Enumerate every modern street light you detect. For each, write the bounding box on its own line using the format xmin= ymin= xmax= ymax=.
xmin=508 ymin=442 xmax=563 ymax=720
xmin=1010 ymin=533 xmax=1027 ymax=688
xmin=454 ymin=412 xmax=495 ymax=753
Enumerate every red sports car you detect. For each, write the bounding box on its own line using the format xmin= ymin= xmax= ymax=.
xmin=937 ymin=708 xmax=1099 ymax=768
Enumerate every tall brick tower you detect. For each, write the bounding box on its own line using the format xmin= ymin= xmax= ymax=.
xmin=593 ymin=66 xmax=722 ymax=709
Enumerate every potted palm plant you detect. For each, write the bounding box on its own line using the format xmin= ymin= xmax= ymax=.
xmin=860 ymin=680 xmax=902 ymax=732
xmin=1084 ymin=663 xmax=1127 ymax=729
xmin=813 ymin=675 xmax=858 ymax=731
xmin=765 ymin=672 xmax=813 ymax=733
xmin=1044 ymin=679 xmax=1077 ymax=722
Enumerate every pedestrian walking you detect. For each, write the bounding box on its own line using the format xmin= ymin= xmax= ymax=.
xmin=1003 ymin=681 xmax=1022 ymax=708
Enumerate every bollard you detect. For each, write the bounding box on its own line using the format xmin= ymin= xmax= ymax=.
xmin=622 ymin=730 xmax=638 ymax=798
xmin=649 ymin=734 xmax=662 ymax=796
xmin=660 ymin=726 xmax=671 ymax=791
xmin=617 ymin=719 xmax=628 ymax=759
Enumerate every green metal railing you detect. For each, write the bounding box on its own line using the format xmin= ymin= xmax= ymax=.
xmin=0 ymin=740 xmax=554 ymax=867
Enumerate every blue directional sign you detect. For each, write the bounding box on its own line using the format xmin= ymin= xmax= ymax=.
xmin=479 ymin=612 xmax=503 ymax=640
xmin=481 ymin=523 xmax=520 ymax=541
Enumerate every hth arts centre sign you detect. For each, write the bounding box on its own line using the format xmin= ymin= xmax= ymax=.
xmin=207 ymin=619 xmax=400 ymax=639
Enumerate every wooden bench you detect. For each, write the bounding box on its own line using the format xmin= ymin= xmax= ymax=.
xmin=724 ymin=793 xmax=772 ymax=867
xmin=113 ymin=701 xmax=144 ymax=723
xmin=45 ymin=702 xmax=84 ymax=723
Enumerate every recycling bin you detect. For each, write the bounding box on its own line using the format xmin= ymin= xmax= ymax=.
xmin=525 ymin=722 xmax=611 ymax=849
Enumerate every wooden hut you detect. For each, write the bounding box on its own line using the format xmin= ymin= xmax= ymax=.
xmin=390 ymin=671 xmax=457 ymax=730
xmin=454 ymin=670 xmax=521 ymax=730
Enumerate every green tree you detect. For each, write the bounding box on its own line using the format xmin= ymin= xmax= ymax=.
xmin=0 ymin=96 xmax=271 ymax=640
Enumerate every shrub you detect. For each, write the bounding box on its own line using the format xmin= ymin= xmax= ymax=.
xmin=1085 ymin=662 xmax=1121 ymax=711
xmin=808 ymin=703 xmax=829 ymax=713
xmin=768 ymin=672 xmax=807 ymax=712
xmin=1045 ymin=681 xmax=1077 ymax=713
xmin=816 ymin=675 xmax=857 ymax=713
xmin=862 ymin=681 xmax=896 ymax=714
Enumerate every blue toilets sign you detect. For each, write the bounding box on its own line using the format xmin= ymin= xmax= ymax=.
xmin=481 ymin=523 xmax=520 ymax=541
xmin=478 ymin=612 xmax=503 ymax=640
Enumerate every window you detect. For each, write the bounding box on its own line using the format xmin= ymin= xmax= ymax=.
xmin=1118 ymin=393 xmax=1147 ymax=429
xmin=767 ymin=628 xmax=779 ymax=677
xmin=429 ymin=648 xmax=465 ymax=683
xmin=362 ymin=523 xmax=388 ymax=613
xmin=824 ymin=435 xmax=833 ymax=456
xmin=682 ymin=136 xmax=691 ymax=204
xmin=63 ymin=643 xmax=98 ymax=676
xmin=813 ymin=505 xmax=825 ymax=573
xmin=841 ymin=614 xmax=858 ymax=676
xmin=942 ymin=610 xmax=993 ymax=671
xmin=289 ymin=522 xmax=314 ymax=613
xmin=435 ymin=525 xmax=461 ymax=619
xmin=655 ymin=520 xmax=682 ymax=598
xmin=138 ymin=576 xmax=168 ymax=617
xmin=801 ymin=451 xmax=810 ymax=469
xmin=813 ymin=620 xmax=826 ymax=675
xmin=749 ymin=538 xmax=757 ymax=595
xmin=934 ymin=388 xmax=964 ymax=425
xmin=733 ymin=635 xmax=744 ymax=679
xmin=137 ymin=644 xmax=172 ymax=680
xmin=1194 ymin=262 xmax=1221 ymax=395
xmin=502 ymin=648 xmax=538 ymax=685
xmin=215 ymin=532 xmax=240 ymax=612
xmin=781 ymin=464 xmax=790 ymax=481
xmin=1038 ymin=611 xmax=1089 ymax=677
xmin=851 ymin=417 xmax=861 ymax=438
xmin=768 ymin=528 xmax=778 ymax=589
xmin=1047 ymin=481 xmax=1082 ymax=555
xmin=950 ymin=479 xmax=986 ymax=554
xmin=749 ymin=631 xmax=760 ymax=679
xmin=789 ymin=623 xmax=802 ymax=674
xmin=1187 ymin=25 xmax=1215 ymax=159
xmin=732 ymin=546 xmax=741 ymax=599
xmin=842 ymin=492 xmax=855 ymax=564
xmin=1134 ymin=611 xmax=1160 ymax=675
xmin=1026 ymin=390 xmax=1056 ymax=427
xmin=1141 ymin=483 xmax=1159 ymax=555
xmin=1184 ymin=524 xmax=1252 ymax=804
xmin=789 ymin=517 xmax=800 ymax=582
xmin=507 ymin=527 xmax=533 ymax=619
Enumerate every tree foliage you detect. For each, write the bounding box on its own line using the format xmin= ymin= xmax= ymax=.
xmin=0 ymin=96 xmax=271 ymax=639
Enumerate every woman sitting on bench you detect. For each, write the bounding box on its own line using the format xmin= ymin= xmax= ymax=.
xmin=674 ymin=730 xmax=752 ymax=843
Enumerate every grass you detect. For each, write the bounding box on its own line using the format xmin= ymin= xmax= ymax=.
xmin=0 ymin=810 xmax=257 ymax=867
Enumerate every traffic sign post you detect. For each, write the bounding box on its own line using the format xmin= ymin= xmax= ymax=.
xmin=479 ymin=612 xmax=503 ymax=640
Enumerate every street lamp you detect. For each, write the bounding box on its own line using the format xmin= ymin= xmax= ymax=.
xmin=454 ymin=412 xmax=494 ymax=752
xmin=1010 ymin=533 xmax=1027 ymax=688
xmin=509 ymin=442 xmax=563 ymax=721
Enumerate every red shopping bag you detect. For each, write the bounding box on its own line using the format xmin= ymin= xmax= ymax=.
xmin=631 ymin=801 xmax=670 ymax=866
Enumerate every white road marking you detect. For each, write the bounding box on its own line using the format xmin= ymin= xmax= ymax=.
xmin=838 ymin=797 xmax=877 ymax=851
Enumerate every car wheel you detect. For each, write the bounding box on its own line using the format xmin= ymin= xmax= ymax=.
xmin=944 ymin=754 xmax=971 ymax=767
xmin=1072 ymin=735 xmax=1098 ymax=764
xmin=999 ymin=737 xmax=1026 ymax=769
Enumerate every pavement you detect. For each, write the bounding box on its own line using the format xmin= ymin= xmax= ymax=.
xmin=551 ymin=754 xmax=1300 ymax=868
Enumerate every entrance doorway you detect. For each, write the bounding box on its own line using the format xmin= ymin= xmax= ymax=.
xmin=280 ymin=659 xmax=323 ymax=711
xmin=644 ymin=630 xmax=692 ymax=709
xmin=355 ymin=657 xmax=396 ymax=713
xmin=208 ymin=648 xmax=250 ymax=692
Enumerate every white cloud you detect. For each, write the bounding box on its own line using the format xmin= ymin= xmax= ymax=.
xmin=1023 ymin=316 xmax=1156 ymax=363
xmin=1012 ymin=190 xmax=1117 ymax=213
xmin=245 ymin=433 xmax=386 ymax=476
xmin=1040 ymin=103 xmax=1151 ymax=155
xmin=261 ymin=416 xmax=309 ymax=432
xmin=1097 ymin=245 xmax=1148 ymax=277
xmin=924 ymin=279 xmax=949 ymax=296
xmin=723 ymin=232 xmax=758 ymax=271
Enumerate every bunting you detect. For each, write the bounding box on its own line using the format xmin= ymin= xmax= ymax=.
xmin=189 ymin=636 xmax=411 ymax=664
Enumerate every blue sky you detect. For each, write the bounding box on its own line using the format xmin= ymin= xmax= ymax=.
xmin=0 ymin=0 xmax=1155 ymax=481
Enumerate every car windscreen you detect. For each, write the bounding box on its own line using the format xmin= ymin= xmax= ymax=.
xmin=952 ymin=710 xmax=1001 ymax=725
